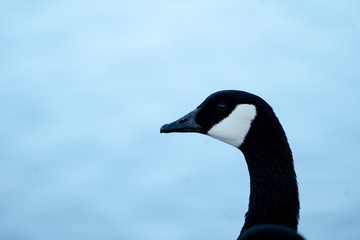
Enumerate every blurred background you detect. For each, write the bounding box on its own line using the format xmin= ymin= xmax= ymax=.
xmin=1 ymin=1 xmax=359 ymax=240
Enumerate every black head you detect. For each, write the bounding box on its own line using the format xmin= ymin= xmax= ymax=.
xmin=160 ymin=90 xmax=273 ymax=148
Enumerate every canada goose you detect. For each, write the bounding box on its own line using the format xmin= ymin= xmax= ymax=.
xmin=160 ymin=90 xmax=304 ymax=240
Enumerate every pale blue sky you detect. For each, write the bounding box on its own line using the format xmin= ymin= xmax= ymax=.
xmin=0 ymin=1 xmax=359 ymax=240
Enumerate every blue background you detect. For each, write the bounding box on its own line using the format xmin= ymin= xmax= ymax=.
xmin=1 ymin=1 xmax=359 ymax=240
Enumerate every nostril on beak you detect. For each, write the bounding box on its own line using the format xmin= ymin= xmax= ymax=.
xmin=178 ymin=117 xmax=188 ymax=124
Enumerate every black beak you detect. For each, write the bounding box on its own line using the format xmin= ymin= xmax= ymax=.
xmin=160 ymin=109 xmax=202 ymax=133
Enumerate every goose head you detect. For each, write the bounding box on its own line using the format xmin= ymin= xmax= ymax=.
xmin=160 ymin=90 xmax=273 ymax=150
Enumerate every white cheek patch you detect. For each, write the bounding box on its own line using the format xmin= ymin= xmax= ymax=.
xmin=207 ymin=104 xmax=257 ymax=147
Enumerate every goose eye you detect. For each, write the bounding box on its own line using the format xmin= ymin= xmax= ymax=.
xmin=216 ymin=102 xmax=227 ymax=111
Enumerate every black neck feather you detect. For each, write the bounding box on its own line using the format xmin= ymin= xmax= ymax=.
xmin=238 ymin=108 xmax=299 ymax=236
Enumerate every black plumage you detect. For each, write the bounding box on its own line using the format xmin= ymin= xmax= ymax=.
xmin=161 ymin=90 xmax=304 ymax=240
